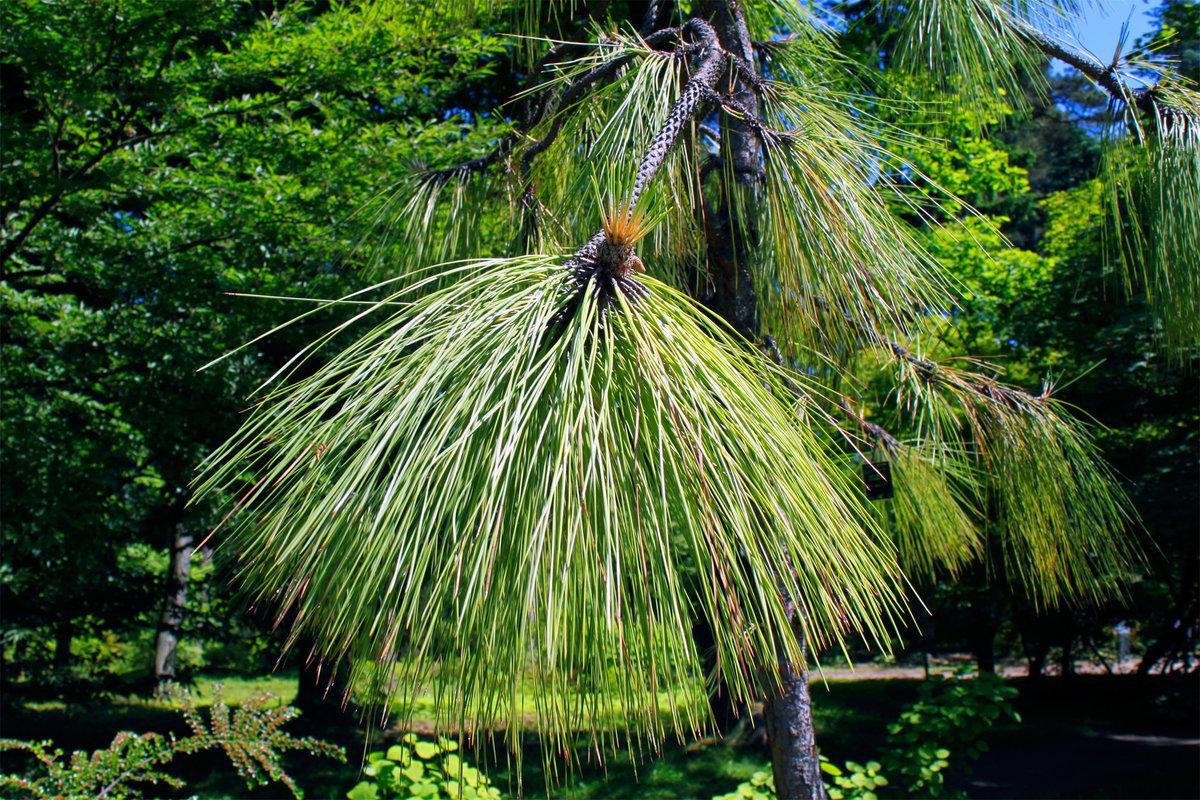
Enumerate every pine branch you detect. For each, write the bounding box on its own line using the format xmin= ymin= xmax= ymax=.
xmin=521 ymin=26 xmax=687 ymax=174
xmin=1013 ymin=20 xmax=1169 ymax=120
xmin=836 ymin=397 xmax=903 ymax=453
xmin=564 ymin=18 xmax=727 ymax=275
xmin=702 ymin=88 xmax=778 ymax=143
xmin=424 ymin=27 xmax=686 ymax=185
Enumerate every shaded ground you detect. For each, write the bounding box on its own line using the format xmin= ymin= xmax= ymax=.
xmin=1 ymin=672 xmax=1195 ymax=798
xmin=968 ymin=676 xmax=1199 ymax=800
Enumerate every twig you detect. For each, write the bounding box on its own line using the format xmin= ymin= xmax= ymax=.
xmin=836 ymin=397 xmax=902 ymax=452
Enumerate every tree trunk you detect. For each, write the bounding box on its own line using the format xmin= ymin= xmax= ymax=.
xmin=293 ymin=646 xmax=356 ymax=725
xmin=52 ymin=620 xmax=71 ymax=667
xmin=764 ymin=624 xmax=826 ymax=800
xmin=1027 ymin=644 xmax=1048 ymax=679
xmin=691 ymin=615 xmax=744 ymax=734
xmin=1059 ymin=633 xmax=1075 ymax=679
xmin=971 ymin=626 xmax=997 ymax=673
xmin=153 ymin=523 xmax=194 ymax=685
xmin=699 ymin=0 xmax=760 ymax=338
xmin=1137 ymin=555 xmax=1199 ymax=676
xmin=697 ymin=2 xmax=824 ymax=796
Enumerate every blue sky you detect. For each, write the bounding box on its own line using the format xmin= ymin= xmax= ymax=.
xmin=1063 ymin=0 xmax=1157 ymax=61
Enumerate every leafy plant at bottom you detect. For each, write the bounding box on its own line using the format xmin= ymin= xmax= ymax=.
xmin=882 ymin=671 xmax=1019 ymax=798
xmin=0 ymin=684 xmax=344 ymax=799
xmin=821 ymin=758 xmax=890 ymax=800
xmin=347 ymin=733 xmax=502 ymax=800
xmin=713 ymin=769 xmax=775 ymax=800
xmin=713 ymin=759 xmax=887 ymax=800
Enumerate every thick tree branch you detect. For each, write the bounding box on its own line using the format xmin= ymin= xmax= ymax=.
xmin=1013 ymin=20 xmax=1159 ymax=117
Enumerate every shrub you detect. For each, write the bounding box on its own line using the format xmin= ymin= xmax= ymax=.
xmin=347 ymin=734 xmax=502 ymax=800
xmin=0 ymin=684 xmax=344 ymax=799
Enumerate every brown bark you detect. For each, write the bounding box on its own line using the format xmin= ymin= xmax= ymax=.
xmin=764 ymin=625 xmax=825 ymax=800
xmin=153 ymin=523 xmax=194 ymax=684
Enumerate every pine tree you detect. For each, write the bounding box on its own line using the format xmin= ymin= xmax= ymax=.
xmin=195 ymin=1 xmax=1197 ymax=796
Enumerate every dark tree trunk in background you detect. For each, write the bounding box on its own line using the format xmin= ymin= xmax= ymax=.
xmin=154 ymin=523 xmax=194 ymax=685
xmin=972 ymin=538 xmax=1001 ymax=674
xmin=971 ymin=626 xmax=997 ymax=673
xmin=1027 ymin=644 xmax=1048 ymax=679
xmin=692 ymin=615 xmax=744 ymax=734
xmin=1059 ymin=633 xmax=1075 ymax=678
xmin=53 ymin=621 xmax=71 ymax=667
xmin=1137 ymin=556 xmax=1199 ymax=676
xmin=293 ymin=647 xmax=357 ymax=725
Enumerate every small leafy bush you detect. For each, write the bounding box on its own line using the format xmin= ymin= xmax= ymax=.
xmin=713 ymin=759 xmax=886 ymax=800
xmin=713 ymin=769 xmax=774 ymax=800
xmin=0 ymin=684 xmax=344 ymax=799
xmin=822 ymin=758 xmax=889 ymax=800
xmin=883 ymin=671 xmax=1019 ymax=797
xmin=347 ymin=733 xmax=502 ymax=800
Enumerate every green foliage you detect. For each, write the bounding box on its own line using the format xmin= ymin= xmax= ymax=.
xmin=882 ymin=673 xmax=1019 ymax=797
xmin=196 ymin=256 xmax=907 ymax=750
xmin=0 ymin=684 xmax=343 ymax=799
xmin=821 ymin=758 xmax=889 ymax=800
xmin=713 ymin=768 xmax=776 ymax=800
xmin=347 ymin=734 xmax=502 ymax=800
xmin=1 ymin=0 xmax=513 ymax=680
xmin=1101 ymin=103 xmax=1200 ymax=358
xmin=889 ymin=0 xmax=1052 ymax=121
xmin=879 ymin=447 xmax=981 ymax=582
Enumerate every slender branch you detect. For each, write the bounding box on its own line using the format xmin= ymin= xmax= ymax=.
xmin=522 ymin=27 xmax=685 ymax=175
xmin=725 ymin=49 xmax=764 ymax=91
xmin=1 ymin=130 xmax=157 ymax=266
xmin=422 ymin=142 xmax=514 ymax=185
xmin=836 ymin=397 xmax=902 ymax=452
xmin=427 ymin=23 xmax=767 ymax=188
xmin=702 ymin=87 xmax=782 ymax=146
xmin=425 ymin=28 xmax=686 ymax=186
xmin=766 ymin=333 xmax=902 ymax=455
xmin=1013 ymin=20 xmax=1158 ymax=116
xmin=563 ymin=19 xmax=726 ymax=275
xmin=3 ymin=95 xmax=289 ymax=267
